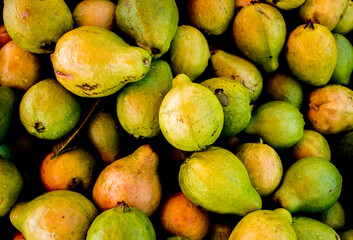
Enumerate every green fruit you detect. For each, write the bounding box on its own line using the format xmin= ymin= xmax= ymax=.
xmin=320 ymin=201 xmax=345 ymax=230
xmin=169 ymin=25 xmax=210 ymax=81
xmin=19 ymin=78 xmax=81 ymax=140
xmin=210 ymin=49 xmax=263 ymax=102
xmin=286 ymin=23 xmax=338 ymax=86
xmin=273 ymin=157 xmax=342 ymax=214
xmin=331 ymin=33 xmax=353 ymax=85
xmin=234 ymin=142 xmax=283 ymax=197
xmin=0 ymin=143 xmax=16 ymax=161
xmin=334 ymin=0 xmax=353 ymax=35
xmin=187 ymin=0 xmax=235 ymax=35
xmin=115 ymin=0 xmax=178 ymax=58
xmin=244 ymin=101 xmax=305 ymax=149
xmin=307 ymin=84 xmax=353 ymax=134
xmin=3 ymin=0 xmax=73 ymax=54
xmin=117 ymin=59 xmax=173 ymax=138
xmin=87 ymin=109 xmax=122 ymax=164
xmin=200 ymin=77 xmax=252 ymax=136
xmin=232 ymin=3 xmax=286 ymax=72
xmin=10 ymin=190 xmax=98 ymax=240
xmin=299 ymin=0 xmax=349 ymax=31
xmin=265 ymin=0 xmax=305 ymax=10
xmin=341 ymin=229 xmax=353 ymax=240
xmin=266 ymin=72 xmax=303 ymax=109
xmin=0 ymin=86 xmax=15 ymax=143
xmin=51 ymin=26 xmax=152 ymax=98
xmin=228 ymin=208 xmax=297 ymax=240
xmin=178 ymin=146 xmax=262 ymax=216
xmin=0 ymin=158 xmax=23 ymax=217
xmin=292 ymin=216 xmax=341 ymax=240
xmin=338 ymin=131 xmax=353 ymax=159
xmin=86 ymin=202 xmax=156 ymax=240
xmin=291 ymin=129 xmax=331 ymax=161
xmin=159 ymin=74 xmax=224 ymax=152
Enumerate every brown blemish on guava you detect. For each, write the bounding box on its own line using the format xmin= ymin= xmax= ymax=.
xmin=76 ymin=83 xmax=99 ymax=91
xmin=256 ymin=7 xmax=270 ymax=19
xmin=151 ymin=48 xmax=160 ymax=56
xmin=21 ymin=10 xmax=29 ymax=20
xmin=69 ymin=178 xmax=83 ymax=192
xmin=54 ymin=69 xmax=74 ymax=79
xmin=34 ymin=121 xmax=46 ymax=133
xmin=143 ymin=58 xmax=150 ymax=67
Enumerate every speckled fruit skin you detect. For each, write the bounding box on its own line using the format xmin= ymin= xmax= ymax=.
xmin=160 ymin=192 xmax=211 ymax=240
xmin=178 ymin=146 xmax=262 ymax=216
xmin=159 ymin=74 xmax=224 ymax=152
xmin=3 ymin=0 xmax=73 ymax=54
xmin=92 ymin=145 xmax=162 ymax=216
xmin=86 ymin=202 xmax=156 ymax=240
xmin=228 ymin=208 xmax=297 ymax=240
xmin=10 ymin=190 xmax=98 ymax=240
xmin=51 ymin=26 xmax=152 ymax=98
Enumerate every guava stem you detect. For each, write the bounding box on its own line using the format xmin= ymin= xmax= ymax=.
xmin=304 ymin=19 xmax=315 ymax=30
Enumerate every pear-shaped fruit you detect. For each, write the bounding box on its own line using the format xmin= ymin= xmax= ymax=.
xmin=40 ymin=148 xmax=96 ymax=192
xmin=0 ymin=86 xmax=15 ymax=143
xmin=86 ymin=109 xmax=122 ymax=164
xmin=338 ymin=131 xmax=353 ymax=159
xmin=169 ymin=25 xmax=210 ymax=81
xmin=228 ymin=208 xmax=297 ymax=240
xmin=265 ymin=0 xmax=305 ymax=10
xmin=291 ymin=129 xmax=331 ymax=161
xmin=19 ymin=78 xmax=81 ymax=140
xmin=286 ymin=22 xmax=338 ymax=86
xmin=0 ymin=40 xmax=41 ymax=91
xmin=232 ymin=3 xmax=286 ymax=72
xmin=200 ymin=77 xmax=252 ymax=136
xmin=73 ymin=0 xmax=116 ymax=31
xmin=341 ymin=229 xmax=353 ymax=240
xmin=51 ymin=26 xmax=152 ymax=98
xmin=160 ymin=192 xmax=211 ymax=240
xmin=3 ymin=0 xmax=73 ymax=54
xmin=234 ymin=141 xmax=283 ymax=197
xmin=210 ymin=222 xmax=232 ymax=240
xmin=178 ymin=146 xmax=262 ymax=216
xmin=273 ymin=157 xmax=342 ymax=214
xmin=244 ymin=101 xmax=305 ymax=149
xmin=92 ymin=144 xmax=162 ymax=216
xmin=320 ymin=201 xmax=345 ymax=230
xmin=188 ymin=0 xmax=235 ymax=35
xmin=334 ymin=0 xmax=353 ymax=35
xmin=210 ymin=49 xmax=263 ymax=102
xmin=159 ymin=74 xmax=224 ymax=152
xmin=266 ymin=72 xmax=303 ymax=109
xmin=307 ymin=84 xmax=353 ymax=134
xmin=299 ymin=0 xmax=349 ymax=31
xmin=117 ymin=59 xmax=173 ymax=138
xmin=115 ymin=0 xmax=178 ymax=58
xmin=292 ymin=216 xmax=341 ymax=240
xmin=0 ymin=158 xmax=23 ymax=217
xmin=86 ymin=202 xmax=156 ymax=240
xmin=10 ymin=190 xmax=98 ymax=240
xmin=331 ymin=33 xmax=353 ymax=85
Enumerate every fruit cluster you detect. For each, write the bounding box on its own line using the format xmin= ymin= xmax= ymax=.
xmin=1 ymin=0 xmax=353 ymax=239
